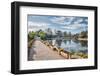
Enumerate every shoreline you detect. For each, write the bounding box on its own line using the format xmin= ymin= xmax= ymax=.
xmin=78 ymin=38 xmax=87 ymax=41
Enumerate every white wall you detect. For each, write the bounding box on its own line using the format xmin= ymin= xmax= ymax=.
xmin=0 ymin=0 xmax=99 ymax=76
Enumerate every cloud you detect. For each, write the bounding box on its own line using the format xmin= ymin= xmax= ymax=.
xmin=73 ymin=18 xmax=83 ymax=24
xmin=62 ymin=24 xmax=87 ymax=30
xmin=50 ymin=16 xmax=87 ymax=26
xmin=50 ymin=17 xmax=74 ymax=25
xmin=27 ymin=15 xmax=88 ymax=33
xmin=28 ymin=21 xmax=50 ymax=28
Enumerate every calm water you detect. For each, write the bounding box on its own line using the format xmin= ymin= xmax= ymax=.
xmin=46 ymin=39 xmax=88 ymax=53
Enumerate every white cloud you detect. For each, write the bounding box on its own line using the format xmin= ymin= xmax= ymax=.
xmin=73 ymin=18 xmax=83 ymax=24
xmin=62 ymin=24 xmax=83 ymax=30
xmin=54 ymin=17 xmax=66 ymax=22
xmin=28 ymin=21 xmax=50 ymax=28
xmin=50 ymin=17 xmax=74 ymax=25
xmin=28 ymin=21 xmax=50 ymax=32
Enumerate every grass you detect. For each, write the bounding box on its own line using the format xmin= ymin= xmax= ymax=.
xmin=70 ymin=51 xmax=88 ymax=59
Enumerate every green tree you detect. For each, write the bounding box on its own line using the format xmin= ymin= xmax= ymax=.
xmin=79 ymin=31 xmax=88 ymax=38
xmin=38 ymin=31 xmax=46 ymax=40
xmin=28 ymin=31 xmax=36 ymax=41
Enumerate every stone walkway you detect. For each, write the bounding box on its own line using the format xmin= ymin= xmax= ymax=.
xmin=28 ymin=40 xmax=65 ymax=61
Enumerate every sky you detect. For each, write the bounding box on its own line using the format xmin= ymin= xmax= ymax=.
xmin=28 ymin=15 xmax=88 ymax=34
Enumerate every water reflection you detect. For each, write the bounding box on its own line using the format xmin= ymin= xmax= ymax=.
xmin=46 ymin=39 xmax=88 ymax=53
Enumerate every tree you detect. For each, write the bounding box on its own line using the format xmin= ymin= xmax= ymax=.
xmin=79 ymin=31 xmax=88 ymax=38
xmin=38 ymin=31 xmax=46 ymax=40
xmin=73 ymin=33 xmax=79 ymax=39
xmin=28 ymin=31 xmax=36 ymax=41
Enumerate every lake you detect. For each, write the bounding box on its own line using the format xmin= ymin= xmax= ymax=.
xmin=46 ymin=39 xmax=88 ymax=53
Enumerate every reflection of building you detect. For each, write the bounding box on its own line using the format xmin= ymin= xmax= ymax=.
xmin=52 ymin=40 xmax=56 ymax=46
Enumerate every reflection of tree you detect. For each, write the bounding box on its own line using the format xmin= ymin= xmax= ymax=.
xmin=63 ymin=40 xmax=67 ymax=45
xmin=72 ymin=39 xmax=79 ymax=44
xmin=68 ymin=39 xmax=71 ymax=44
xmin=79 ymin=49 xmax=88 ymax=54
xmin=79 ymin=41 xmax=87 ymax=47
xmin=56 ymin=39 xmax=62 ymax=48
xmin=62 ymin=39 xmax=72 ymax=45
xmin=48 ymin=40 xmax=52 ymax=45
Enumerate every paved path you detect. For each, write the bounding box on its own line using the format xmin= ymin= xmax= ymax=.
xmin=28 ymin=40 xmax=65 ymax=60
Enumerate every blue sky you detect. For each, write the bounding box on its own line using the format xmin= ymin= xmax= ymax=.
xmin=28 ymin=15 xmax=88 ymax=34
